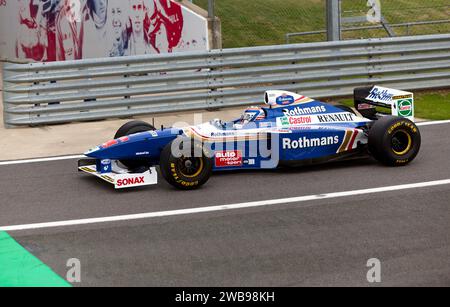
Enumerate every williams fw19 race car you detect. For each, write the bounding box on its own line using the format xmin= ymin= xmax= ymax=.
xmin=78 ymin=86 xmax=421 ymax=190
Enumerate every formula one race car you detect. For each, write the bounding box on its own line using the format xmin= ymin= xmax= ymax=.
xmin=78 ymin=86 xmax=421 ymax=190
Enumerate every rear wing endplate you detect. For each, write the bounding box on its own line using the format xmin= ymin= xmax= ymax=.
xmin=354 ymin=86 xmax=414 ymax=122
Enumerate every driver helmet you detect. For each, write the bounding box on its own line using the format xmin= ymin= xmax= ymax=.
xmin=237 ymin=106 xmax=265 ymax=126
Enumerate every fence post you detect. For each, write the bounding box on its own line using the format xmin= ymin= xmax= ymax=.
xmin=327 ymin=0 xmax=341 ymax=41
xmin=207 ymin=0 xmax=221 ymax=49
xmin=208 ymin=0 xmax=215 ymax=18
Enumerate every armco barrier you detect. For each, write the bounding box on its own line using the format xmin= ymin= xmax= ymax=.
xmin=2 ymin=34 xmax=450 ymax=127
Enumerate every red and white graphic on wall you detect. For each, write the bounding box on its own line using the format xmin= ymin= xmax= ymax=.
xmin=1 ymin=0 xmax=208 ymax=62
xmin=16 ymin=0 xmax=57 ymax=61
xmin=215 ymin=150 xmax=243 ymax=168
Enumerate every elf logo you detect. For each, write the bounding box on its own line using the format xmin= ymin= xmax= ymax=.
xmin=116 ymin=177 xmax=145 ymax=187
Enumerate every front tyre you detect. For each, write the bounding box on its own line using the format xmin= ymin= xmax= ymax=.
xmin=114 ymin=120 xmax=156 ymax=169
xmin=159 ymin=138 xmax=213 ymax=190
xmin=368 ymin=116 xmax=421 ymax=166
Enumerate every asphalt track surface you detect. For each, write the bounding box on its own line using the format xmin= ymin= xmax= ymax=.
xmin=0 ymin=123 xmax=450 ymax=286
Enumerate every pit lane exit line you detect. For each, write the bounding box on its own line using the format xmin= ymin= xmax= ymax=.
xmin=1 ymin=179 xmax=450 ymax=232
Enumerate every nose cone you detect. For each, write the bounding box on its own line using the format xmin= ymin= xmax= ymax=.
xmin=85 ymin=135 xmax=136 ymax=159
xmin=84 ymin=128 xmax=182 ymax=160
xmin=84 ymin=146 xmax=104 ymax=159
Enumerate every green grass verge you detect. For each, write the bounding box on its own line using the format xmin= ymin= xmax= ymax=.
xmin=194 ymin=0 xmax=450 ymax=48
xmin=337 ymin=90 xmax=450 ymax=120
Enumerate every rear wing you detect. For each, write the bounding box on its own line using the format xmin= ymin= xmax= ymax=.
xmin=354 ymin=86 xmax=414 ymax=122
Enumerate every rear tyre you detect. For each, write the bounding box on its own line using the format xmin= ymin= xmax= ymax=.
xmin=114 ymin=121 xmax=156 ymax=169
xmin=159 ymin=138 xmax=213 ymax=190
xmin=368 ymin=116 xmax=421 ymax=166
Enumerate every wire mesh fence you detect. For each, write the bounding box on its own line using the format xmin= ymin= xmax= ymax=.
xmin=341 ymin=0 xmax=450 ymax=39
xmin=193 ymin=0 xmax=449 ymax=48
xmin=194 ymin=0 xmax=327 ymax=47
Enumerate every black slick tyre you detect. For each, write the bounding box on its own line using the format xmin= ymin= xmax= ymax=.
xmin=368 ymin=116 xmax=421 ymax=166
xmin=159 ymin=138 xmax=213 ymax=190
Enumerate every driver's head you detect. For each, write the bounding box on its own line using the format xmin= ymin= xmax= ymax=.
xmin=238 ymin=106 xmax=265 ymax=125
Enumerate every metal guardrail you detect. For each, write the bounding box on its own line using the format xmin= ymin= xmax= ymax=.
xmin=2 ymin=34 xmax=450 ymax=127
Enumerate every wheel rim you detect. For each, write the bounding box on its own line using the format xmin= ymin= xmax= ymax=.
xmin=391 ymin=130 xmax=412 ymax=155
xmin=177 ymin=157 xmax=204 ymax=178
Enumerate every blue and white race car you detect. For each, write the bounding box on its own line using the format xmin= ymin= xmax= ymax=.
xmin=78 ymin=86 xmax=421 ymax=190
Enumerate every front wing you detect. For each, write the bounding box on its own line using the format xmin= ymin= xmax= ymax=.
xmin=78 ymin=159 xmax=158 ymax=189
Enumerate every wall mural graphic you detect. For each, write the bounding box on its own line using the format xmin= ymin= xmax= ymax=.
xmin=1 ymin=0 xmax=208 ymax=62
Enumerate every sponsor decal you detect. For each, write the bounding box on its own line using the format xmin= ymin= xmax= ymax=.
xmin=282 ymin=106 xmax=327 ymax=116
xmin=259 ymin=122 xmax=273 ymax=128
xmin=288 ymin=116 xmax=312 ymax=125
xmin=279 ymin=117 xmax=289 ymax=126
xmin=282 ymin=136 xmax=340 ymax=149
xmin=118 ymin=136 xmax=129 ymax=142
xmin=357 ymin=103 xmax=376 ymax=110
xmin=210 ymin=131 xmax=236 ymax=137
xmin=317 ymin=113 xmax=355 ymax=123
xmin=102 ymin=140 xmax=118 ymax=148
xmin=392 ymin=94 xmax=413 ymax=100
xmin=149 ymin=131 xmax=158 ymax=137
xmin=396 ymin=159 xmax=409 ymax=164
xmin=397 ymin=99 xmax=413 ymax=117
xmin=276 ymin=94 xmax=295 ymax=106
xmin=136 ymin=151 xmax=150 ymax=156
xmin=244 ymin=159 xmax=256 ymax=165
xmin=278 ymin=112 xmax=360 ymax=127
xmin=288 ymin=126 xmax=316 ymax=131
xmin=367 ymin=87 xmax=394 ymax=102
xmin=101 ymin=159 xmax=112 ymax=172
xmin=274 ymin=129 xmax=292 ymax=133
xmin=388 ymin=122 xmax=403 ymax=134
xmin=278 ymin=116 xmax=312 ymax=126
xmin=116 ymin=177 xmax=145 ymax=187
xmin=215 ymin=150 xmax=243 ymax=167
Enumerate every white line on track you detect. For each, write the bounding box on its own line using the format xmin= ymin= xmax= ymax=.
xmin=0 ymin=120 xmax=448 ymax=167
xmin=416 ymin=119 xmax=450 ymax=127
xmin=0 ymin=155 xmax=84 ymax=166
xmin=1 ymin=179 xmax=450 ymax=232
